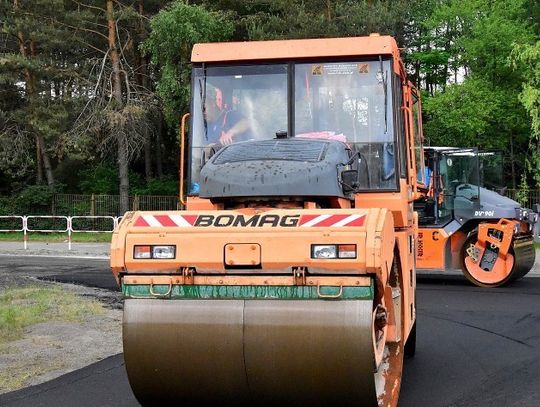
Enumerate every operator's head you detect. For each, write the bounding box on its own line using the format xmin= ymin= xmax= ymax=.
xmin=203 ymin=95 xmax=220 ymax=122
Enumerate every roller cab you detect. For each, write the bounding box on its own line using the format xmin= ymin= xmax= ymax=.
xmin=112 ymin=35 xmax=423 ymax=407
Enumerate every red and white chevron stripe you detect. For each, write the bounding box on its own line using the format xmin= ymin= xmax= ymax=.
xmin=134 ymin=214 xmax=196 ymax=227
xmin=133 ymin=213 xmax=366 ymax=228
xmin=298 ymin=214 xmax=365 ymax=227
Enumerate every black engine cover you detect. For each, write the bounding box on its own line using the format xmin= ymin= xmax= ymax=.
xmin=199 ymin=138 xmax=350 ymax=199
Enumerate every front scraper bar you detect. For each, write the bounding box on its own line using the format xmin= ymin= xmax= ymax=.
xmin=123 ymin=281 xmax=374 ymax=300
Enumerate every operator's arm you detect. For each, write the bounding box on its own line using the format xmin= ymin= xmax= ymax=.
xmin=220 ymin=112 xmax=251 ymax=145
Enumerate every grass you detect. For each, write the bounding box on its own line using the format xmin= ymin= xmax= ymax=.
xmin=0 ymin=343 xmax=18 ymax=355
xmin=0 ymin=232 xmax=112 ymax=243
xmin=0 ymin=286 xmax=104 ymax=344
xmin=0 ymin=358 xmax=67 ymax=392
xmin=535 ymin=242 xmax=540 ymax=249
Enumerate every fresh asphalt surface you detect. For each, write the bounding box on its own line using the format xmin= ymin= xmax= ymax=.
xmin=0 ymin=256 xmax=539 ymax=407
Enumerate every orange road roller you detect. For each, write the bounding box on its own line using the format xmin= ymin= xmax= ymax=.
xmin=111 ymin=35 xmax=422 ymax=406
xmin=414 ymin=147 xmax=537 ymax=287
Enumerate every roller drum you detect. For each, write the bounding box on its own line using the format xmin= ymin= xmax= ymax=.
xmin=124 ymin=298 xmax=377 ymax=406
xmin=508 ymin=235 xmax=536 ymax=281
xmin=123 ymin=300 xmax=249 ymax=405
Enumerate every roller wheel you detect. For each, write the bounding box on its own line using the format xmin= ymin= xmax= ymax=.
xmin=461 ymin=233 xmax=514 ymax=288
xmin=124 ymin=297 xmax=405 ymax=407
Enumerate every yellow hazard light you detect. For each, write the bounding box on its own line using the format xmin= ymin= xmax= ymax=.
xmin=134 ymin=245 xmax=176 ymax=259
xmin=311 ymin=244 xmax=356 ymax=259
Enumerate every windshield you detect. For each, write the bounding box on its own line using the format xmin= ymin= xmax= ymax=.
xmin=294 ymin=60 xmax=395 ymax=189
xmin=479 ymin=151 xmax=504 ymax=191
xmin=439 ymin=149 xmax=480 ymax=211
xmin=190 ymin=64 xmax=288 ymax=193
xmin=189 ymin=60 xmax=396 ymax=193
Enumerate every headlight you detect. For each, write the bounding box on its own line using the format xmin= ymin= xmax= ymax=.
xmin=152 ymin=245 xmax=176 ymax=259
xmin=134 ymin=245 xmax=176 ymax=259
xmin=311 ymin=244 xmax=356 ymax=259
xmin=312 ymin=245 xmax=337 ymax=259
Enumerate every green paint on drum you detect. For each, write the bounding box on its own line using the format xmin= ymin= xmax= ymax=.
xmin=122 ymin=283 xmax=374 ymax=300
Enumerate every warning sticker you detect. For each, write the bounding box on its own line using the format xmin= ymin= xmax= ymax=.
xmin=311 ymin=65 xmax=323 ymax=75
xmin=311 ymin=63 xmax=370 ymax=75
xmin=325 ymin=63 xmax=356 ymax=75
xmin=357 ymin=63 xmax=370 ymax=73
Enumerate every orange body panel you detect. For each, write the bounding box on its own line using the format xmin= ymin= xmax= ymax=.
xmin=192 ymin=35 xmax=402 ymax=74
xmin=111 ymin=208 xmax=395 ymax=282
xmin=394 ymin=230 xmax=416 ymax=342
xmin=416 ymin=228 xmax=449 ymax=270
xmin=354 ymin=179 xmax=413 ymax=228
xmin=416 ymin=227 xmax=468 ymax=271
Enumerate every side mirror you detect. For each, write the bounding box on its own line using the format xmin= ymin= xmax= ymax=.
xmin=341 ymin=170 xmax=358 ymax=194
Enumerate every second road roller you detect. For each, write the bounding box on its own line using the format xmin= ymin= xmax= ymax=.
xmin=111 ymin=34 xmax=422 ymax=406
xmin=414 ymin=147 xmax=537 ymax=287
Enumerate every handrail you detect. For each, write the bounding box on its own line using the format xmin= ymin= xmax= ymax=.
xmin=0 ymin=216 xmax=24 ymax=232
xmin=26 ymin=216 xmax=69 ymax=233
xmin=179 ymin=113 xmax=190 ymax=208
xmin=2 ymin=215 xmax=122 ymax=250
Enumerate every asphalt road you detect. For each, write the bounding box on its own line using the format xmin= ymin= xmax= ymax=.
xmin=0 ymin=256 xmax=539 ymax=407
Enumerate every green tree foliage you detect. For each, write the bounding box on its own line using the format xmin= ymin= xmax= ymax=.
xmin=512 ymin=41 xmax=540 ymax=186
xmin=0 ymin=0 xmax=538 ymax=202
xmin=423 ymin=78 xmax=528 ymax=147
xmin=0 ymin=0 xmax=80 ymax=188
xmin=240 ymin=0 xmax=410 ymax=41
xmin=143 ymin=1 xmax=234 ymax=126
xmin=419 ymin=0 xmax=536 ymax=188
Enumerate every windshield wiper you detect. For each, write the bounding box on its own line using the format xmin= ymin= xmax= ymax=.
xmin=200 ymin=64 xmax=208 ymax=141
xmin=379 ymin=56 xmax=388 ymax=134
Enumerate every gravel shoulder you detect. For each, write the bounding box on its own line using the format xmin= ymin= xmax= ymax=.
xmin=0 ymin=247 xmax=121 ymax=394
xmin=0 ymin=241 xmax=110 ymax=258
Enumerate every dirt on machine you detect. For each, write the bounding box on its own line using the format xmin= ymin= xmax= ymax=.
xmin=111 ymin=35 xmax=423 ymax=406
xmin=414 ymin=147 xmax=537 ymax=287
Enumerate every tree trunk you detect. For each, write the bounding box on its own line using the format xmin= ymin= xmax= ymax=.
xmin=107 ymin=0 xmax=123 ymax=106
xmin=155 ymin=117 xmax=164 ymax=178
xmin=325 ymin=0 xmax=332 ymax=21
xmin=137 ymin=0 xmax=152 ymax=181
xmin=118 ymin=133 xmax=130 ymax=212
xmin=29 ymin=40 xmax=55 ymax=189
xmin=144 ymin=139 xmax=152 ymax=181
xmin=106 ymin=0 xmax=129 ymax=213
xmin=14 ymin=0 xmax=55 ymax=187
xmin=35 ymin=136 xmax=43 ymax=183
xmin=37 ymin=135 xmax=55 ymax=188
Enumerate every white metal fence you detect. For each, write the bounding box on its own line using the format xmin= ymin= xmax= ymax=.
xmin=0 ymin=215 xmax=121 ymax=250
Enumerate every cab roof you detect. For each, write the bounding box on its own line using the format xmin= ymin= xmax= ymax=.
xmin=191 ymin=35 xmax=400 ymax=63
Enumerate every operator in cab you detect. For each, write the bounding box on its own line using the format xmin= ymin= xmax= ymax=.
xmin=203 ymin=88 xmax=251 ymax=145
